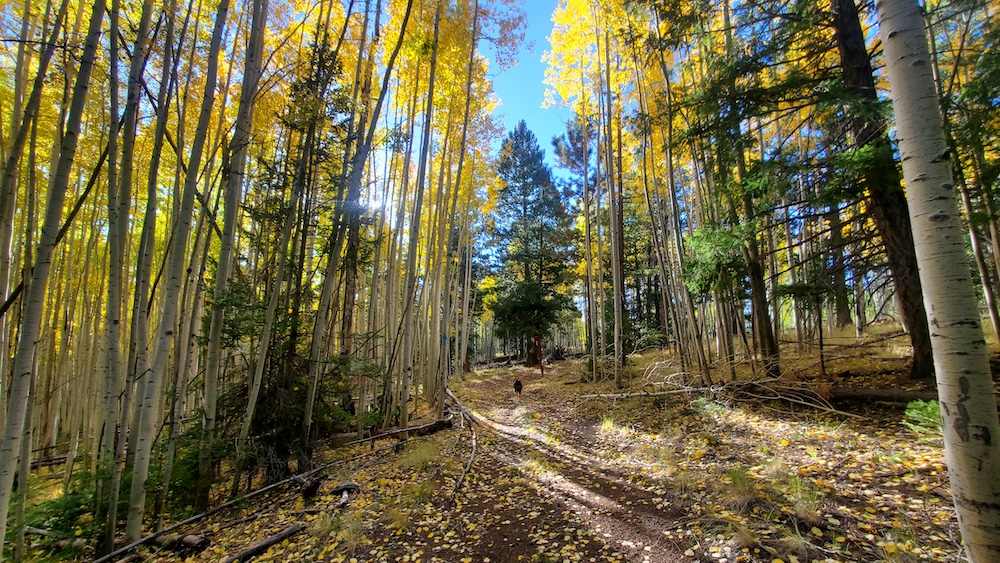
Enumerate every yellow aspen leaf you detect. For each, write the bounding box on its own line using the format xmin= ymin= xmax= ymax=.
xmin=811 ymin=527 xmax=823 ymax=536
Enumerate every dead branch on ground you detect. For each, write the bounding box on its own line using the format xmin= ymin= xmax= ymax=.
xmin=220 ymin=524 xmax=304 ymax=563
xmin=341 ymin=414 xmax=454 ymax=447
xmin=577 ymin=379 xmax=865 ymax=419
xmin=93 ymin=447 xmax=390 ymax=563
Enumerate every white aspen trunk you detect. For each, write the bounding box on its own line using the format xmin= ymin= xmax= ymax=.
xmin=451 ymin=0 xmax=479 ymax=378
xmin=876 ymin=0 xmax=1000 ymax=559
xmin=5 ymin=0 xmax=36 ymax=158
xmin=156 ymin=214 xmax=209 ymax=528
xmin=100 ymin=0 xmax=154 ymax=545
xmin=101 ymin=0 xmax=122 ymax=479
xmin=13 ymin=364 xmax=35 ymax=562
xmin=60 ymin=221 xmax=90 ymax=493
xmin=0 ymin=0 xmax=50 ymax=441
xmin=198 ymin=0 xmax=265 ymax=508
xmin=381 ymin=75 xmax=420 ymax=424
xmin=305 ymin=0 xmax=413 ymax=442
xmin=109 ymin=0 xmax=179 ymax=536
xmin=428 ymin=121 xmax=452 ymax=411
xmin=0 ymin=0 xmax=104 ymax=555
xmin=597 ymin=24 xmax=624 ymax=387
xmin=400 ymin=0 xmax=442 ymax=431
xmin=125 ymin=0 xmax=228 ymax=540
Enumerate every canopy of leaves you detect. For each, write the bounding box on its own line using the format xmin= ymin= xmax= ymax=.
xmin=682 ymin=227 xmax=745 ymax=296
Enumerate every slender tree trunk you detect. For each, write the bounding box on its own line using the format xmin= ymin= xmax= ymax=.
xmin=876 ymin=1 xmax=1000 ymax=559
xmin=447 ymin=0 xmax=479 ymax=384
xmin=340 ymin=0 xmax=380 ymax=363
xmin=13 ymin=367 xmax=35 ymax=563
xmin=304 ymin=0 xmax=413 ymax=447
xmin=399 ymin=0 xmax=442 ymax=430
xmin=231 ymin=128 xmax=309 ymax=496
xmin=0 ymin=7 xmax=70 ymax=417
xmin=126 ymin=0 xmax=228 ymax=540
xmin=0 ymin=0 xmax=105 ymax=555
xmin=198 ymin=0 xmax=266 ymax=510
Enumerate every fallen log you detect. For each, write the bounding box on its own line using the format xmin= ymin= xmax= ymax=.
xmin=578 ymin=387 xmax=710 ymax=399
xmin=92 ymin=448 xmax=386 ymax=563
xmin=93 ymin=475 xmax=303 ymax=563
xmin=24 ymin=526 xmax=60 ymax=538
xmin=155 ymin=534 xmax=208 ymax=551
xmin=341 ymin=415 xmax=454 ymax=447
xmin=830 ymin=387 xmax=938 ymax=403
xmin=292 ymin=474 xmax=322 ymax=500
xmin=220 ymin=524 xmax=304 ymax=563
xmin=448 ymin=410 xmax=477 ymax=506
xmin=30 ymin=455 xmax=67 ymax=470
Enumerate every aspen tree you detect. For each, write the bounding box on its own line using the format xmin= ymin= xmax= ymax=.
xmin=198 ymin=0 xmax=267 ymax=508
xmin=0 ymin=0 xmax=105 ymax=555
xmin=876 ymin=0 xmax=1000 ymax=557
xmin=0 ymin=5 xmax=69 ymax=414
xmin=400 ymin=0 xmax=443 ymax=431
xmin=340 ymin=0 xmax=377 ymax=362
xmin=126 ymin=0 xmax=229 ymax=540
xmin=921 ymin=10 xmax=1000 ymax=345
xmin=832 ymin=0 xmax=933 ymax=379
xmin=96 ymin=0 xmax=153 ymax=547
xmin=443 ymin=0 xmax=481 ymax=387
xmin=304 ymin=0 xmax=415 ymax=449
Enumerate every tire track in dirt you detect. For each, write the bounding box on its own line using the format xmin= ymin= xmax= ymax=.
xmin=458 ymin=368 xmax=692 ymax=563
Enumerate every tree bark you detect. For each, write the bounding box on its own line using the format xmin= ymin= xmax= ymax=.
xmin=0 ymin=0 xmax=105 ymax=555
xmin=303 ymin=0 xmax=413 ymax=449
xmin=876 ymin=0 xmax=1000 ymax=558
xmin=126 ymin=0 xmax=229 ymax=541
xmin=198 ymin=0 xmax=267 ymax=510
xmin=832 ymin=0 xmax=933 ymax=379
xmin=398 ymin=0 xmax=441 ymax=432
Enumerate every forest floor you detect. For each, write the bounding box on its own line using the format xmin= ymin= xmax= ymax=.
xmin=25 ymin=335 xmax=971 ymax=563
xmin=77 ymin=342 xmax=970 ymax=563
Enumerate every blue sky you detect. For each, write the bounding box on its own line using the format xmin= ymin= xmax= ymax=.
xmin=487 ymin=0 xmax=571 ymax=171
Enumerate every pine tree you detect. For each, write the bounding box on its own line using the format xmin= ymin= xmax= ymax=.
xmin=491 ymin=121 xmax=575 ymax=362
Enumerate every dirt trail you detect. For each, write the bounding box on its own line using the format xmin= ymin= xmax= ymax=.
xmin=451 ymin=365 xmax=691 ymax=563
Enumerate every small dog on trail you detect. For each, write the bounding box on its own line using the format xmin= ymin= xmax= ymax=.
xmin=513 ymin=379 xmax=523 ymax=395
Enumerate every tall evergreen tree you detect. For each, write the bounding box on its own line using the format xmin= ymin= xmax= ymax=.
xmin=491 ymin=121 xmax=575 ymax=359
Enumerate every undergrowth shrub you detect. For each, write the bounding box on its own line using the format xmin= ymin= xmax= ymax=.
xmin=410 ymin=480 xmax=438 ymax=505
xmin=692 ymin=396 xmax=726 ymax=417
xmin=396 ymin=442 xmax=441 ymax=471
xmin=22 ymin=471 xmax=97 ymax=543
xmin=787 ymin=475 xmax=823 ymax=525
xmin=723 ymin=466 xmax=756 ymax=512
xmin=382 ymin=506 xmax=410 ymax=531
xmin=599 ymin=416 xmax=615 ymax=433
xmin=902 ymin=400 xmax=941 ymax=440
